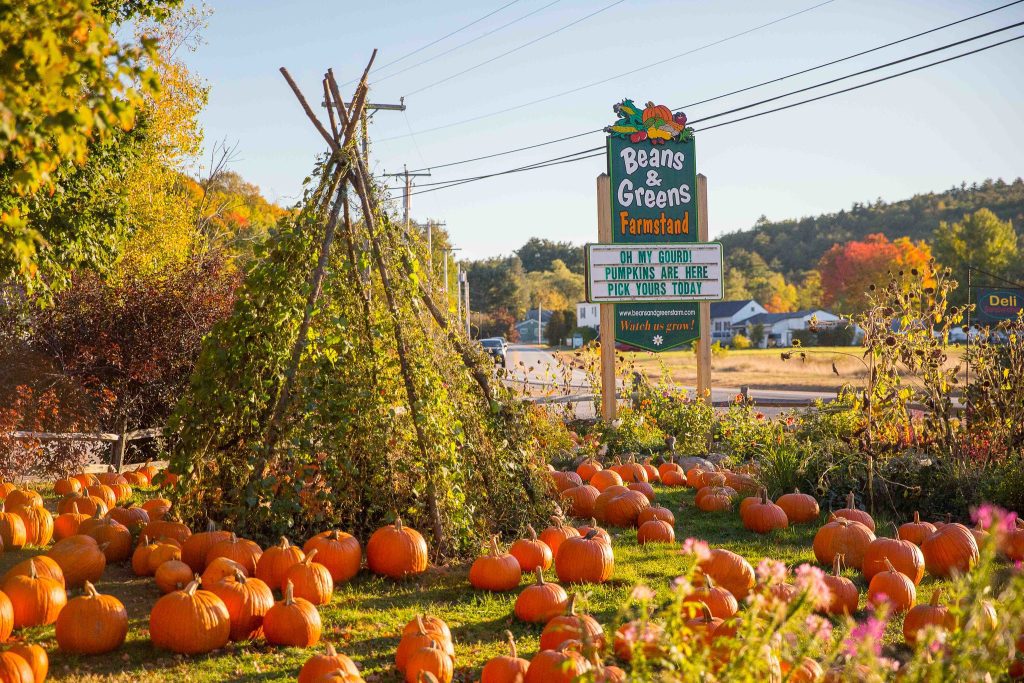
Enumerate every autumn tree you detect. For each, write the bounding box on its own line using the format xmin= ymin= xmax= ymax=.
xmin=526 ymin=259 xmax=585 ymax=310
xmin=817 ymin=233 xmax=934 ymax=313
xmin=725 ymin=249 xmax=797 ymax=312
xmin=933 ymin=208 xmax=1019 ymax=303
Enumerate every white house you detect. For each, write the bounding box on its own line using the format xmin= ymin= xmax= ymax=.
xmin=710 ymin=300 xmax=767 ymax=343
xmin=735 ymin=309 xmax=842 ymax=347
xmin=576 ymin=302 xmax=601 ymax=330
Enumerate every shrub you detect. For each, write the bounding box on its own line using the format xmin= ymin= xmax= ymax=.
xmin=730 ymin=333 xmax=752 ymax=349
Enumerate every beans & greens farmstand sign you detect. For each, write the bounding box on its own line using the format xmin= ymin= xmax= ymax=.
xmin=591 ymin=99 xmax=722 ymax=419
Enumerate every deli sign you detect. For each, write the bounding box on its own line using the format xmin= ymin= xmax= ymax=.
xmin=976 ymin=287 xmax=1024 ymax=323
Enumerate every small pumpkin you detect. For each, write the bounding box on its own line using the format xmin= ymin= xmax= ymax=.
xmin=481 ymin=630 xmax=529 ymax=683
xmin=576 ymin=519 xmax=612 ymax=545
xmin=150 ymin=579 xmax=231 ymax=654
xmin=0 ymin=652 xmax=33 ymax=683
xmin=9 ymin=504 xmax=53 ymax=547
xmin=561 ymin=484 xmax=599 ymax=518
xmin=142 ymin=516 xmax=192 ymax=545
xmin=0 ymin=505 xmax=27 ymax=550
xmin=54 ymin=503 xmax=90 ymax=541
xmin=695 ymin=486 xmax=734 ymax=513
xmin=576 ymin=459 xmax=603 ymax=482
xmin=55 ymin=580 xmax=128 ymax=654
xmin=469 ymin=536 xmax=522 ymax=592
xmin=812 ymin=515 xmax=876 ymax=570
xmin=775 ymin=489 xmax=820 ymax=524
xmin=181 ymin=520 xmax=232 ymax=572
xmin=514 ymin=567 xmax=568 ymax=623
xmin=154 ymin=560 xmax=194 ymax=594
xmin=285 ymin=549 xmax=334 ymax=605
xmin=207 ymin=569 xmax=275 ymax=642
xmin=47 ymin=534 xmax=107 ymax=587
xmin=898 ymin=511 xmax=936 ymax=546
xmin=683 ymin=572 xmax=738 ymax=619
xmin=366 ymin=517 xmax=429 ymax=579
xmin=834 ymin=491 xmax=875 ymax=531
xmin=638 ymin=506 xmax=674 ymax=526
xmin=299 ymin=643 xmax=361 ymax=683
xmin=0 ymin=591 xmax=11 ymax=643
xmin=263 ymin=580 xmax=322 ymax=647
xmin=862 ymin=524 xmax=925 ymax=585
xmin=550 ymin=470 xmax=583 ymax=493
xmin=396 ymin=615 xmax=453 ymax=673
xmin=903 ymin=588 xmax=955 ymax=646
xmin=202 ymin=556 xmax=249 ymax=585
xmin=145 ymin=538 xmax=183 ymax=574
xmin=637 ymin=519 xmax=675 ymax=545
xmin=627 ymin=481 xmax=656 ymax=503
xmin=742 ymin=488 xmax=788 ymax=533
xmin=613 ymin=619 xmax=664 ymax=662
xmin=303 ymin=530 xmax=362 ymax=584
xmin=539 ymin=516 xmax=580 ymax=558
xmin=54 ymin=478 xmax=82 ymax=497
xmin=867 ymin=557 xmax=916 ymax=612
xmin=7 ymin=643 xmax=46 ymax=683
xmin=509 ymin=525 xmax=552 ymax=572
xmin=589 ymin=469 xmax=623 ymax=492
xmin=256 ymin=536 xmax=306 ymax=588
xmin=525 ymin=641 xmax=589 ymax=683
xmin=538 ymin=593 xmax=605 ymax=651
xmin=602 ymin=489 xmax=650 ymax=528
xmin=405 ymin=640 xmax=453 ymax=683
xmin=819 ymin=555 xmax=859 ymax=615
xmin=86 ymin=517 xmax=132 ymax=563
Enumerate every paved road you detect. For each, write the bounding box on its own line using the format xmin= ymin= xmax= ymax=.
xmin=502 ymin=344 xmax=838 ymax=418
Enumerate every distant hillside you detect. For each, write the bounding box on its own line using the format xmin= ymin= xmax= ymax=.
xmin=718 ymin=178 xmax=1024 ymax=277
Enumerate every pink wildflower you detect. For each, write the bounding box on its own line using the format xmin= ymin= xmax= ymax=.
xmin=843 ymin=616 xmax=886 ymax=657
xmin=971 ymin=503 xmax=1018 ymax=533
xmin=680 ymin=538 xmax=711 ymax=561
xmin=804 ymin=614 xmax=833 ymax=642
xmin=756 ymin=558 xmax=787 ymax=585
xmin=794 ymin=563 xmax=832 ymax=610
xmin=631 ymin=585 xmax=656 ymax=601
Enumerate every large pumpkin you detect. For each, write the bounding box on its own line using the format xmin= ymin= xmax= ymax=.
xmin=603 ymin=490 xmax=650 ymax=528
xmin=698 ymin=548 xmax=755 ymax=599
xmin=285 ymin=550 xmax=334 ymax=605
xmin=0 ymin=505 xmax=27 ymax=550
xmin=589 ymin=469 xmax=623 ymax=493
xmin=0 ymin=591 xmax=11 ymax=643
xmin=3 ymin=557 xmax=64 ymax=588
xmin=0 ymin=652 xmax=33 ymax=683
xmin=561 ymin=484 xmax=599 ymax=518
xmin=264 ymin=580 xmax=322 ymax=647
xmin=576 ymin=459 xmax=603 ymax=482
xmin=683 ymin=572 xmax=738 ymax=619
xmin=256 ymin=537 xmax=306 ymax=588
xmin=1 ymin=561 xmax=67 ymax=628
xmin=55 ymin=581 xmax=128 ymax=654
xmin=742 ymin=489 xmax=788 ymax=534
xmin=54 ymin=504 xmax=90 ymax=541
xmin=9 ymin=504 xmax=53 ymax=547
xmin=303 ymin=530 xmax=362 ymax=584
xmin=514 ymin=568 xmax=568 ymax=623
xmin=405 ymin=640 xmax=453 ymax=683
xmin=525 ymin=641 xmax=589 ymax=683
xmin=555 ymin=530 xmax=614 ymax=584
xmin=154 ymin=560 xmax=194 ymax=594
xmin=47 ymin=534 xmax=107 ymax=587
xmin=867 ymin=558 xmax=916 ymax=613
xmin=834 ymin=491 xmax=875 ymax=531
xmin=7 ymin=643 xmax=46 ymax=683
xmin=775 ymin=489 xmax=819 ymax=524
xmin=469 ymin=536 xmax=522 ymax=592
xmin=637 ymin=519 xmax=675 ymax=545
xmin=396 ymin=615 xmax=454 ymax=673
xmin=812 ymin=515 xmax=875 ymax=570
xmin=206 ymin=533 xmax=263 ymax=576
xmin=903 ymin=588 xmax=955 ymax=646
xmin=366 ymin=518 xmax=428 ymax=579
xmin=86 ymin=517 xmax=132 ymax=563
xmin=921 ymin=523 xmax=979 ymax=578
xmin=538 ymin=593 xmax=605 ymax=651
xmin=181 ymin=520 xmax=232 ymax=572
xmin=150 ymin=579 xmax=231 ymax=654
xmin=819 ymin=555 xmax=859 ymax=615
xmin=539 ymin=516 xmax=580 ymax=559
xmin=862 ymin=527 xmax=925 ymax=584
xmin=207 ymin=570 xmax=275 ymax=642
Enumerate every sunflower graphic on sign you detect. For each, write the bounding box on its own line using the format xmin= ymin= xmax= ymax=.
xmin=605 ymin=99 xmax=694 ymax=145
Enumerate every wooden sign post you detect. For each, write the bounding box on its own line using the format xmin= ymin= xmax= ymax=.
xmin=593 ymin=100 xmax=719 ymax=422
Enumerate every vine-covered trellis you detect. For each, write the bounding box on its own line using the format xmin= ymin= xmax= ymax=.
xmin=164 ymin=53 xmax=555 ymax=559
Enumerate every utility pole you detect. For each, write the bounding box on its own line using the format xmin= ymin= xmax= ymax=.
xmin=321 ymin=96 xmax=406 ymax=163
xmin=425 ymin=220 xmax=446 ymax=286
xmin=537 ymin=303 xmax=543 ymax=344
xmin=462 ymin=271 xmax=471 ymax=337
xmin=383 ymin=166 xmax=432 ymax=233
xmin=456 ymin=263 xmax=463 ymax=322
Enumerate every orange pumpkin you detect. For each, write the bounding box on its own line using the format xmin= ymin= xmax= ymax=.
xmin=867 ymin=558 xmax=916 ymax=612
xmin=298 ymin=643 xmax=361 ymax=683
xmin=903 ymin=588 xmax=955 ymax=646
xmin=514 ymin=568 xmax=568 ymax=623
xmin=683 ymin=572 xmax=738 ymax=619
xmin=509 ymin=525 xmax=552 ymax=572
xmin=742 ymin=489 xmax=788 ymax=533
xmin=366 ymin=518 xmax=428 ymax=579
xmin=812 ymin=515 xmax=875 ymax=570
xmin=561 ymin=484 xmax=599 ymax=518
xmin=0 ymin=591 xmax=11 ymax=643
xmin=405 ymin=639 xmax=453 ymax=683
xmin=284 ymin=550 xmax=334 ymax=605
xmin=469 ymin=536 xmax=522 ymax=592
xmin=834 ymin=491 xmax=875 ymax=531
xmin=525 ymin=641 xmax=589 ymax=683
xmin=396 ymin=615 xmax=453 ymax=673
xmin=202 ymin=556 xmax=249 ymax=585
xmin=7 ymin=642 xmax=47 ymax=683
xmin=555 ymin=530 xmax=614 ymax=584
xmin=206 ymin=533 xmax=262 ymax=575
xmin=55 ymin=580 xmax=128 ymax=654
xmin=303 ymin=530 xmax=362 ymax=584
xmin=207 ymin=569 xmax=275 ymax=642
xmin=921 ymin=523 xmax=979 ymax=578
xmin=539 ymin=593 xmax=605 ymax=651
xmin=150 ymin=579 xmax=231 ymax=654
xmin=637 ymin=519 xmax=675 ymax=545
xmin=47 ymin=534 xmax=107 ymax=587
xmin=575 ymin=459 xmax=603 ymax=482
xmin=898 ymin=511 xmax=936 ymax=546
xmin=181 ymin=520 xmax=231 ymax=573
xmin=154 ymin=560 xmax=195 ymax=594
xmin=263 ymin=580 xmax=322 ymax=647
xmin=698 ymin=548 xmax=755 ymax=599
xmin=539 ymin=516 xmax=580 ymax=559
xmin=3 ymin=556 xmax=65 ymax=588
xmin=255 ymin=536 xmax=306 ymax=588
xmin=862 ymin=526 xmax=925 ymax=585
xmin=1 ymin=561 xmax=66 ymax=628
xmin=775 ymin=489 xmax=820 ymax=524
xmin=638 ymin=506 xmax=674 ymax=526
xmin=481 ymin=631 xmax=529 ymax=683
xmin=819 ymin=555 xmax=859 ymax=615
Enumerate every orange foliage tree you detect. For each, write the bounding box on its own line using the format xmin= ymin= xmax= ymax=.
xmin=817 ymin=233 xmax=934 ymax=313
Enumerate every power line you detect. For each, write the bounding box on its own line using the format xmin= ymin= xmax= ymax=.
xmin=342 ymin=0 xmax=523 ymax=86
xmin=400 ymin=0 xmax=1024 ymax=172
xmin=403 ymin=0 xmax=628 ymax=98
xmin=372 ymin=0 xmax=564 ymax=86
xmin=402 ymin=32 xmax=1024 ymax=197
xmin=383 ymin=0 xmax=838 ymax=142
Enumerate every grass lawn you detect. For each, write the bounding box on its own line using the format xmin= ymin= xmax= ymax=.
xmin=621 ymin=346 xmax=965 ymax=393
xmin=5 ymin=485 xmax=943 ymax=681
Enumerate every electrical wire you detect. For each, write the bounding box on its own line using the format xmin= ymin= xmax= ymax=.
xmin=399 ymin=32 xmax=1024 ymax=197
xmin=372 ymin=0 xmax=564 ymax=86
xmin=403 ymin=0 xmax=629 ymax=97
xmin=397 ymin=0 xmax=1024 ymax=171
xmin=382 ymin=0 xmax=838 ymax=141
xmin=341 ymin=0 xmax=523 ymax=86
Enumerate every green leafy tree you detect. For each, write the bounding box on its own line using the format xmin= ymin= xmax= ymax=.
xmin=795 ymin=270 xmax=824 ymax=310
xmin=515 ymin=237 xmax=585 ymax=274
xmin=933 ymin=208 xmax=1019 ymax=303
xmin=526 ymin=259 xmax=585 ymax=310
xmin=464 ymin=256 xmax=529 ymax=319
xmin=545 ymin=309 xmax=576 ymax=346
xmin=0 ymin=0 xmax=161 ymax=286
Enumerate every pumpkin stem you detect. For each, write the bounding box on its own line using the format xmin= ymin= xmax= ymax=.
xmin=526 ymin=524 xmax=537 ymax=540
xmin=913 ymin=511 xmax=921 ymax=524
xmin=70 ymin=502 xmax=79 ymax=514
xmin=847 ymin=492 xmax=855 ymax=509
xmin=395 ymin=517 xmax=404 ymax=532
xmin=232 ymin=569 xmax=246 ymax=583
xmin=328 ymin=530 xmax=340 ymax=540
xmin=583 ymin=529 xmax=599 ymax=541
xmin=699 ymin=601 xmax=713 ymax=623
xmin=415 ymin=613 xmax=427 ymax=635
xmin=930 ymin=588 xmax=942 ymax=606
xmin=488 ymin=535 xmax=500 ymax=557
xmin=324 ymin=642 xmax=338 ymax=656
xmin=205 ymin=519 xmax=217 ymax=532
xmin=760 ymin=488 xmax=768 ymax=504
xmin=28 ymin=562 xmax=37 ymax=579
xmin=534 ymin=567 xmax=545 ymax=585
xmin=566 ymin=593 xmax=577 ymax=616
xmin=504 ymin=630 xmax=517 ymax=659
xmin=279 ymin=536 xmax=289 ymax=548
xmin=833 ymin=554 xmax=844 ymax=575
xmin=306 ymin=548 xmax=319 ymax=564
xmin=883 ymin=557 xmax=896 ymax=574
xmin=83 ymin=581 xmax=98 ymax=598
xmin=184 ymin=579 xmax=199 ymax=596
xmin=282 ymin=579 xmax=295 ymax=605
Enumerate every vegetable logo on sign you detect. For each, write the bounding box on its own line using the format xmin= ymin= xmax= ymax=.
xmin=603 ymin=99 xmax=703 ymax=351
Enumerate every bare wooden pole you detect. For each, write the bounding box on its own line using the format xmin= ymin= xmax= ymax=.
xmin=279 ymin=68 xmax=338 ymax=153
xmin=696 ymin=173 xmax=712 ymax=405
xmin=597 ymin=173 xmax=616 ymax=423
xmin=322 ymin=78 xmax=339 ymax=139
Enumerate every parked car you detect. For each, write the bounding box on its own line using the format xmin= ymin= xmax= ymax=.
xmin=480 ymin=338 xmax=507 ymax=366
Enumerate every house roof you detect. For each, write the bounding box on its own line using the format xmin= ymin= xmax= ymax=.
xmin=743 ymin=310 xmax=824 ymax=325
xmin=709 ymin=300 xmax=758 ymax=318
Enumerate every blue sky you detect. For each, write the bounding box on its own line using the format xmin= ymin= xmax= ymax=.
xmin=180 ymin=0 xmax=1024 ymax=260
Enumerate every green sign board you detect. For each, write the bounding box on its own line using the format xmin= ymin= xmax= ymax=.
xmin=976 ymin=287 xmax=1024 ymax=323
xmin=605 ymin=99 xmax=700 ymax=351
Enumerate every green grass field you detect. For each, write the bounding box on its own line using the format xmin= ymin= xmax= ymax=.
xmin=3 ymin=485 xmax=943 ymax=681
